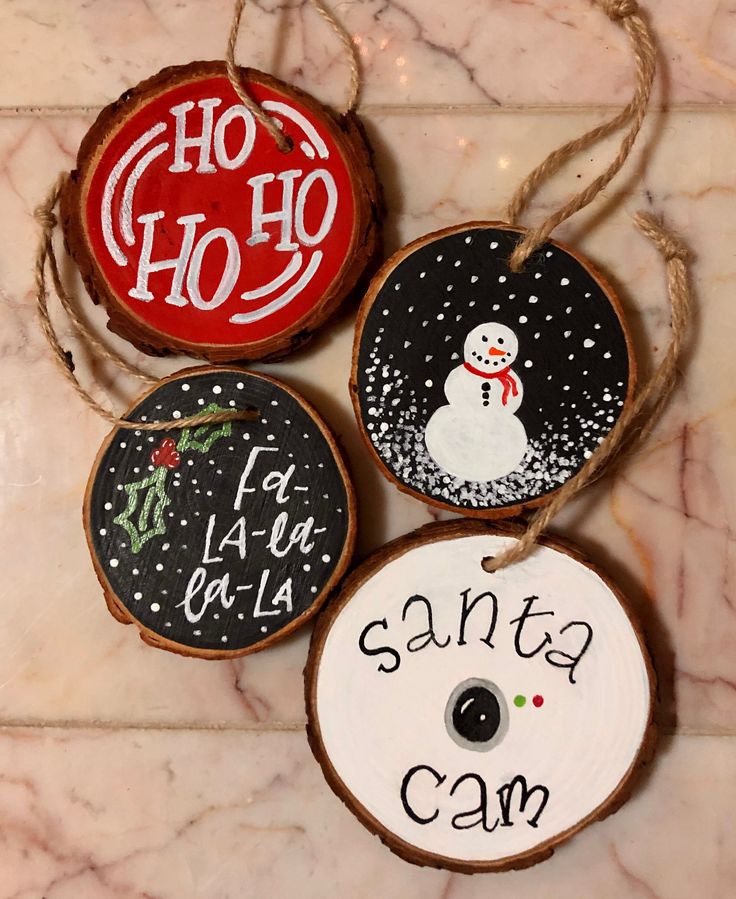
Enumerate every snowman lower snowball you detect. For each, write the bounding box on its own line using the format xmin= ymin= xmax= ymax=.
xmin=425 ymin=322 xmax=528 ymax=482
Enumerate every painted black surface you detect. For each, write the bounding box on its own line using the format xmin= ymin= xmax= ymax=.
xmin=89 ymin=369 xmax=350 ymax=652
xmin=356 ymin=226 xmax=631 ymax=511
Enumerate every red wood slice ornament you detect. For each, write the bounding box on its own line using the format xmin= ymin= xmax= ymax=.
xmin=62 ymin=62 xmax=381 ymax=362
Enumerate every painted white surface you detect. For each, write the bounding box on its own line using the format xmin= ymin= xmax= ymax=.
xmin=316 ymin=533 xmax=650 ymax=862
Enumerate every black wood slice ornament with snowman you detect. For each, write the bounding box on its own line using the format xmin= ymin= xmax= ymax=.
xmin=351 ymin=222 xmax=635 ymax=518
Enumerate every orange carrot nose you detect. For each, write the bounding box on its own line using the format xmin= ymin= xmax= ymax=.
xmin=488 ymin=346 xmax=506 ymax=356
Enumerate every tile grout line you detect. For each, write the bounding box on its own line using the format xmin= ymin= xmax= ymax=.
xmin=0 ymin=719 xmax=730 ymax=737
xmin=0 ymin=102 xmax=729 ymax=118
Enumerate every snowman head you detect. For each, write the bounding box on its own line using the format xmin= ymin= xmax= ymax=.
xmin=464 ymin=322 xmax=519 ymax=370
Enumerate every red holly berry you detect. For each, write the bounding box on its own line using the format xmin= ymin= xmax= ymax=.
xmin=150 ymin=438 xmax=181 ymax=469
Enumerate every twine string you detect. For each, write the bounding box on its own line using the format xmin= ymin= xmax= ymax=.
xmin=506 ymin=0 xmax=657 ymax=271
xmin=483 ymin=211 xmax=691 ymax=573
xmin=226 ymin=0 xmax=361 ymax=153
xmin=33 ymin=176 xmax=260 ymax=432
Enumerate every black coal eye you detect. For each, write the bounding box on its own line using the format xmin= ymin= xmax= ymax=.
xmin=445 ymin=678 xmax=508 ymax=752
xmin=482 ymin=335 xmax=488 ymax=342
xmin=498 ymin=338 xmax=504 ymax=345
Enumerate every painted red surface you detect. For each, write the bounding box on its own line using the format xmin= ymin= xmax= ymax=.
xmin=84 ymin=75 xmax=357 ymax=348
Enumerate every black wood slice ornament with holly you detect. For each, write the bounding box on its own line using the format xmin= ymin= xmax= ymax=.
xmin=62 ymin=61 xmax=381 ymax=363
xmin=306 ymin=520 xmax=655 ymax=873
xmin=351 ymin=222 xmax=636 ymax=519
xmin=85 ymin=367 xmax=356 ymax=658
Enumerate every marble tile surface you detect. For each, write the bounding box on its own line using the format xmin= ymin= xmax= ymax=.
xmin=1 ymin=0 xmax=735 ymax=109
xmin=0 ymin=729 xmax=733 ymax=899
xmin=0 ymin=0 xmax=735 ymax=895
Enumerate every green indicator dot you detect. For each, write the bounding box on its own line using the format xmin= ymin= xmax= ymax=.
xmin=513 ymin=694 xmax=527 ymax=708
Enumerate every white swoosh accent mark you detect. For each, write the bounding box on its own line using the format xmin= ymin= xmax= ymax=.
xmin=229 ymin=251 xmax=323 ymax=324
xmin=120 ymin=142 xmax=169 ymax=246
xmin=101 ymin=122 xmax=167 ymax=266
xmin=240 ymin=251 xmax=303 ymax=301
xmin=262 ymin=101 xmax=329 ymax=159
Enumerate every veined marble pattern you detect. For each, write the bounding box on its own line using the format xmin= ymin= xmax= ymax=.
xmin=0 ymin=0 xmax=735 ymax=895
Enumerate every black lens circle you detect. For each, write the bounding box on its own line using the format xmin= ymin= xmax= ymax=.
xmin=452 ymin=685 xmax=501 ymax=743
xmin=444 ymin=678 xmax=509 ymax=752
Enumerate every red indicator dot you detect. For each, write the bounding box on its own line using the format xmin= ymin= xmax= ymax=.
xmin=532 ymin=695 xmax=544 ymax=708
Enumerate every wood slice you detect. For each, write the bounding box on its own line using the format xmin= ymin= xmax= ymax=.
xmin=84 ymin=366 xmax=356 ymax=659
xmin=62 ymin=61 xmax=381 ymax=363
xmin=306 ymin=520 xmax=655 ymax=873
xmin=350 ymin=222 xmax=636 ymax=518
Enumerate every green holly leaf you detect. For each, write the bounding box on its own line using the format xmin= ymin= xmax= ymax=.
xmin=113 ymin=465 xmax=171 ymax=554
xmin=176 ymin=403 xmax=233 ymax=453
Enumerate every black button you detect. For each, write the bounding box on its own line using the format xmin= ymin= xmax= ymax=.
xmin=482 ymin=382 xmax=490 ymax=389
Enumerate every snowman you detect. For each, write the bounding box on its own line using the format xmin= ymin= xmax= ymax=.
xmin=424 ymin=322 xmax=528 ymax=482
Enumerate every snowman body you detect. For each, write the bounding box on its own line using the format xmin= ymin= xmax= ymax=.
xmin=425 ymin=323 xmax=528 ymax=482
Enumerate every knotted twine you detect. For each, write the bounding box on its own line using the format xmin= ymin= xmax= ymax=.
xmin=484 ymin=0 xmax=692 ymax=572
xmin=226 ymin=0 xmax=361 ymax=152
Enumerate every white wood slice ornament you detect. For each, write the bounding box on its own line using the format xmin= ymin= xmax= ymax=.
xmin=62 ymin=61 xmax=381 ymax=362
xmin=306 ymin=521 xmax=655 ymax=872
xmin=85 ymin=366 xmax=356 ymax=659
xmin=351 ymin=222 xmax=636 ymax=518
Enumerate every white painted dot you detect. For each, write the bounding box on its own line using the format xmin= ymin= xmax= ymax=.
xmin=104 ymin=502 xmax=112 ymax=511
xmin=150 ymin=603 xmax=160 ymax=613
xmin=221 ymin=636 xmax=228 ymax=643
xmin=498 ymin=275 xmax=507 ymax=283
xmin=604 ymin=351 xmax=612 ymax=359
xmin=519 ymin=315 xmax=527 ymax=323
xmin=564 ymin=331 xmax=572 ymax=338
xmin=213 ymin=385 xmax=222 ymax=394
xmin=490 ymin=242 xmax=498 ymax=250
xmin=583 ymin=339 xmax=596 ymax=348
xmin=181 ymin=519 xmax=187 ymax=526
xmin=529 ymin=295 xmax=538 ymax=303
xmin=109 ymin=559 xmax=119 ymax=568
xmin=99 ymin=528 xmax=107 ymax=536
xmin=419 ymin=272 xmax=426 ymax=279
xmin=436 ymin=254 xmax=443 ymax=262
xmin=119 ymin=442 xmax=127 ymax=449
xmin=470 ymin=275 xmax=478 ymax=284
xmin=172 ymin=410 xmax=181 ymax=419
xmin=155 ymin=563 xmax=163 ymax=572
xmin=134 ymin=592 xmax=142 ymax=600
xmin=560 ymin=278 xmax=570 ymax=286
xmin=425 ymin=379 xmax=433 ymax=388
xmin=524 ymin=360 xmax=533 ymax=368
xmin=181 ymin=383 xmax=190 ymax=391
xmin=535 ymin=273 xmax=542 ymax=279
xmin=322 ymin=554 xmax=331 ymax=563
